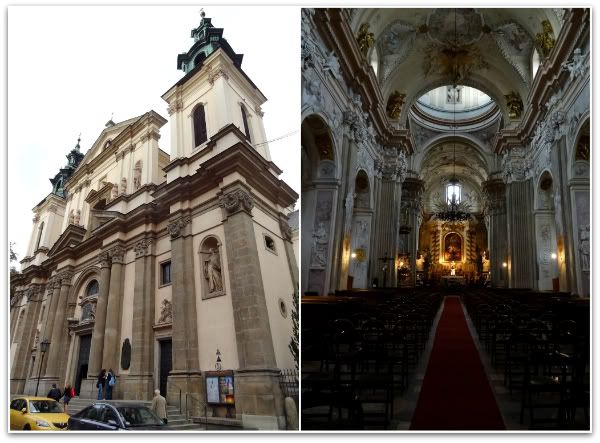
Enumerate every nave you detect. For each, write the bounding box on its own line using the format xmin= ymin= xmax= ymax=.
xmin=301 ymin=288 xmax=590 ymax=431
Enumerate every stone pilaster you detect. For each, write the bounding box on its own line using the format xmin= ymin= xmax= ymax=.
xmin=45 ymin=272 xmax=73 ymax=387
xmin=505 ymin=179 xmax=537 ymax=289
xmin=400 ymin=177 xmax=424 ymax=287
xmin=122 ymin=238 xmax=155 ymax=400
xmin=9 ymin=290 xmax=23 ymax=344
xmin=102 ymin=246 xmax=125 ymax=383
xmin=483 ymin=179 xmax=508 ymax=288
xmin=167 ymin=214 xmax=203 ymax=413
xmin=279 ymin=215 xmax=299 ymax=291
xmin=219 ymin=184 xmax=284 ymax=429
xmin=10 ymin=286 xmax=43 ymax=394
xmin=82 ymin=252 xmax=111 ymax=397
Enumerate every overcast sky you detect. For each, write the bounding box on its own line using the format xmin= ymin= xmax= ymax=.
xmin=8 ymin=5 xmax=300 ymax=266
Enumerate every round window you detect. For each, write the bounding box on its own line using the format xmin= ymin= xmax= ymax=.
xmin=278 ymin=298 xmax=288 ymax=318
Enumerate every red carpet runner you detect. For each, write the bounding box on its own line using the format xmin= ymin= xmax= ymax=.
xmin=410 ymin=296 xmax=505 ymax=430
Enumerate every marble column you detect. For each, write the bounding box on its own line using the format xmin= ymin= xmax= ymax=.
xmin=219 ymin=185 xmax=285 ymax=430
xmin=483 ymin=179 xmax=508 ymax=288
xmin=368 ymin=162 xmax=383 ymax=286
xmin=400 ymin=177 xmax=424 ymax=287
xmin=102 ymin=246 xmax=126 ymax=379
xmin=123 ymin=238 xmax=155 ymax=400
xmin=505 ymin=179 xmax=537 ymax=289
xmin=45 ymin=272 xmax=73 ymax=387
xmin=10 ymin=286 xmax=43 ymax=394
xmin=82 ymin=252 xmax=111 ymax=397
xmin=166 ymin=214 xmax=203 ymax=412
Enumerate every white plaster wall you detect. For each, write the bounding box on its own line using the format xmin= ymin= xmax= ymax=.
xmin=252 ymin=212 xmax=295 ymax=370
xmin=191 ymin=209 xmax=239 ymax=371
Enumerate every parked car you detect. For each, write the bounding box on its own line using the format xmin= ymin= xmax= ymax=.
xmin=68 ymin=402 xmax=167 ymax=430
xmin=9 ymin=397 xmax=69 ymax=431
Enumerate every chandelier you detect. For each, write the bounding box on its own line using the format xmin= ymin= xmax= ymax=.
xmin=434 ymin=8 xmax=472 ymax=223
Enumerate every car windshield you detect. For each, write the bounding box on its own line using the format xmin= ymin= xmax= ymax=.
xmin=116 ymin=407 xmax=163 ymax=427
xmin=29 ymin=400 xmax=63 ymax=414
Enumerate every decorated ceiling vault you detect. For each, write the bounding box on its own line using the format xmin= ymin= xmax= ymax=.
xmin=301 ymin=8 xmax=589 ymax=295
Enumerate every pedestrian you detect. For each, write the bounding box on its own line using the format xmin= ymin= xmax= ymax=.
xmin=47 ymin=384 xmax=62 ymax=402
xmin=62 ymin=384 xmax=73 ymax=413
xmin=106 ymin=369 xmax=115 ymax=400
xmin=97 ymin=369 xmax=106 ymax=400
xmin=151 ymin=389 xmax=168 ymax=425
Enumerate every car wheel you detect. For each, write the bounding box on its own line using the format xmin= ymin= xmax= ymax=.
xmin=23 ymin=424 xmax=31 ymax=430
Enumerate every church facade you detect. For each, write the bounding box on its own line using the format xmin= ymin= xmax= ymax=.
xmin=10 ymin=13 xmax=298 ymax=430
xmin=301 ymin=8 xmax=589 ymax=296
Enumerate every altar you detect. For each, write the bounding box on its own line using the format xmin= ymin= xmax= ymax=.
xmin=441 ymin=275 xmax=466 ymax=287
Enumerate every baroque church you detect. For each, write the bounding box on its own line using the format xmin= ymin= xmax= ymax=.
xmin=301 ymin=8 xmax=590 ymax=430
xmin=10 ymin=12 xmax=298 ymax=430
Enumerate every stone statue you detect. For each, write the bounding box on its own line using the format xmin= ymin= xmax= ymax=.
xmin=204 ymin=248 xmax=223 ymax=293
xmin=158 ymin=299 xmax=172 ymax=323
xmin=579 ymin=224 xmax=590 ymax=272
xmin=111 ymin=183 xmax=118 ymax=200
xmin=68 ymin=209 xmax=75 ymax=225
xmin=120 ymin=177 xmax=127 ymax=195
xmin=535 ymin=20 xmax=555 ymax=58
xmin=133 ymin=160 xmax=142 ymax=190
xmin=73 ymin=209 xmax=81 ymax=225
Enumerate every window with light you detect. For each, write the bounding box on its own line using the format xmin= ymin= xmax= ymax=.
xmin=446 ymin=183 xmax=461 ymax=204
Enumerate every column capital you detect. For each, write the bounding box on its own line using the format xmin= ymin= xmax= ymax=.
xmin=219 ymin=189 xmax=254 ymax=216
xmin=482 ymin=179 xmax=507 ymax=215
xmin=134 ymin=238 xmax=153 ymax=258
xmin=279 ymin=217 xmax=293 ymax=242
xmin=98 ymin=251 xmax=112 ymax=268
xmin=109 ymin=245 xmax=126 ymax=264
xmin=58 ymin=271 xmax=74 ymax=286
xmin=167 ymin=216 xmax=192 ymax=240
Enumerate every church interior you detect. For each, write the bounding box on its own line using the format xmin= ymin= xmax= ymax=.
xmin=301 ymin=8 xmax=590 ymax=430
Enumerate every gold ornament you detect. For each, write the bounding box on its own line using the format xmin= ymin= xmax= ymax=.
xmin=386 ymin=91 xmax=406 ymax=119
xmin=504 ymin=91 xmax=523 ymax=119
xmin=535 ymin=20 xmax=555 ymax=58
xmin=357 ymin=23 xmax=374 ymax=56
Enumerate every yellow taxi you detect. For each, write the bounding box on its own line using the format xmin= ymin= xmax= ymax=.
xmin=9 ymin=397 xmax=69 ymax=431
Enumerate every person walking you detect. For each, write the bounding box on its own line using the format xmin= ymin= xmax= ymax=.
xmin=97 ymin=369 xmax=106 ymax=400
xmin=151 ymin=390 xmax=168 ymax=425
xmin=105 ymin=369 xmax=115 ymax=400
xmin=62 ymin=384 xmax=74 ymax=413
xmin=47 ymin=384 xmax=62 ymax=402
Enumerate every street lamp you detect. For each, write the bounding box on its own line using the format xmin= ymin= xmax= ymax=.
xmin=35 ymin=339 xmax=50 ymax=397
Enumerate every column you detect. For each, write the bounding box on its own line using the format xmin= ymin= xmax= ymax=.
xmin=506 ymin=179 xmax=537 ymax=289
xmin=45 ymin=272 xmax=73 ymax=386
xmin=123 ymin=238 xmax=155 ymax=400
xmin=219 ymin=185 xmax=284 ymax=430
xmin=368 ymin=162 xmax=383 ymax=285
xmin=26 ymin=281 xmax=55 ymax=391
xmin=279 ymin=215 xmax=299 ymax=290
xmin=102 ymin=245 xmax=125 ymax=377
xmin=82 ymin=252 xmax=111 ymax=397
xmin=483 ymin=179 xmax=508 ymax=288
xmin=166 ymin=214 xmax=203 ymax=412
xmin=9 ymin=290 xmax=23 ymax=343
xmin=11 ymin=286 xmax=43 ymax=394
xmin=401 ymin=177 xmax=424 ymax=287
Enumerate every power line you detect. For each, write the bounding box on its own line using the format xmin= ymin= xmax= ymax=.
xmin=254 ymin=130 xmax=298 ymax=147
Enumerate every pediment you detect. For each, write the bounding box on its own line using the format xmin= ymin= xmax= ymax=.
xmin=48 ymin=224 xmax=87 ymax=256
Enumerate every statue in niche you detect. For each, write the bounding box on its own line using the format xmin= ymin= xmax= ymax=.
xmin=120 ymin=177 xmax=127 ymax=195
xmin=204 ymin=248 xmax=223 ymax=293
xmin=111 ymin=183 xmax=118 ymax=200
xmin=133 ymin=160 xmax=142 ymax=190
xmin=158 ymin=299 xmax=172 ymax=323
xmin=578 ymin=224 xmax=590 ymax=272
xmin=73 ymin=209 xmax=81 ymax=225
xmin=68 ymin=210 xmax=75 ymax=225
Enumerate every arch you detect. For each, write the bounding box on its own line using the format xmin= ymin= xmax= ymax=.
xmin=301 ymin=114 xmax=340 ymax=182
xmin=193 ymin=51 xmax=207 ymax=68
xmin=568 ymin=115 xmax=590 ymax=180
xmin=86 ymin=279 xmax=99 ymax=297
xmin=369 ymin=45 xmax=379 ymax=78
xmin=415 ymin=132 xmax=493 ymax=174
xmin=240 ymin=103 xmax=252 ymax=141
xmin=534 ymin=169 xmax=555 ymax=211
xmin=532 ymin=48 xmax=541 ymax=80
xmin=198 ymin=235 xmax=225 ymax=299
xmin=192 ymin=103 xmax=208 ymax=148
xmin=35 ymin=221 xmax=44 ymax=251
xmin=354 ymin=169 xmax=371 ymax=209
xmin=71 ymin=266 xmax=101 ymax=322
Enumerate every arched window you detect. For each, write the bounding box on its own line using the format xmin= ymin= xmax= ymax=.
xmin=193 ymin=104 xmax=208 ymax=147
xmin=35 ymin=222 xmax=44 ymax=251
xmin=369 ymin=46 xmax=379 ymax=77
xmin=446 ymin=182 xmax=462 ymax=204
xmin=532 ymin=49 xmax=541 ymax=80
xmin=86 ymin=280 xmax=99 ymax=297
xmin=240 ymin=105 xmax=251 ymax=141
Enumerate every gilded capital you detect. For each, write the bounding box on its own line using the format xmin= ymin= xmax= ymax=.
xmin=219 ymin=189 xmax=254 ymax=216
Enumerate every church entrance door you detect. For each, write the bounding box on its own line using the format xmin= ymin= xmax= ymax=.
xmin=75 ymin=334 xmax=91 ymax=395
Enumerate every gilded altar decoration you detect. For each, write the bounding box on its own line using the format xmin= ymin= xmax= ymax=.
xmin=505 ymin=91 xmax=523 ymax=119
xmin=357 ymin=23 xmax=374 ymax=56
xmin=535 ymin=20 xmax=555 ymax=58
xmin=386 ymin=91 xmax=406 ymax=119
xmin=444 ymin=232 xmax=462 ymax=262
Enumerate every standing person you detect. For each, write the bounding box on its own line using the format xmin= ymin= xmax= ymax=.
xmin=151 ymin=390 xmax=168 ymax=425
xmin=62 ymin=384 xmax=73 ymax=413
xmin=97 ymin=369 xmax=106 ymax=400
xmin=106 ymin=369 xmax=115 ymax=400
xmin=47 ymin=384 xmax=62 ymax=402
